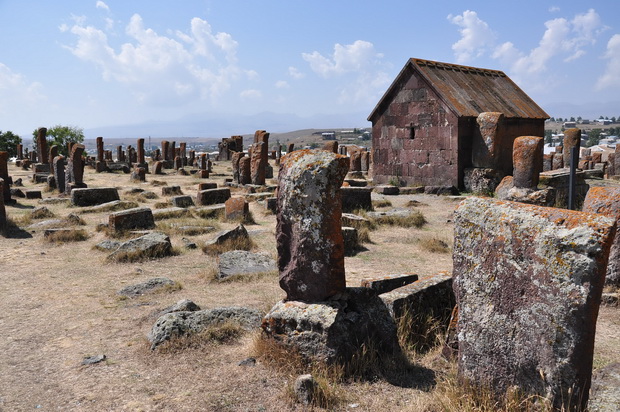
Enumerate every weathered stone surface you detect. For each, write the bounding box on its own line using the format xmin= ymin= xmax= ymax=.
xmin=262 ymin=288 xmax=400 ymax=364
xmin=198 ymin=182 xmax=217 ymax=191
xmin=543 ymin=154 xmax=553 ymax=172
xmin=217 ymin=250 xmax=276 ymax=280
xmin=239 ymin=156 xmax=251 ymax=185
xmin=424 ymin=186 xmax=459 ymax=195
xmin=65 ymin=144 xmax=86 ymax=194
xmin=361 ymin=274 xmax=419 ymax=295
xmin=379 ymin=271 xmax=454 ymax=327
xmin=171 ymin=195 xmax=195 ymax=208
xmin=341 ymin=187 xmax=372 ymax=212
xmin=0 ymin=152 xmax=11 ymax=203
xmin=25 ymin=190 xmax=42 ymax=199
xmin=463 ymin=168 xmax=505 ymax=195
xmin=512 ymin=135 xmax=543 ymax=189
xmin=94 ymin=239 xmax=122 ymax=251
xmin=494 ymin=176 xmax=555 ymax=206
xmin=250 ymin=141 xmax=267 ymax=185
xmin=277 ymin=150 xmax=350 ymax=302
xmin=473 ymin=112 xmax=504 ymax=169
xmin=453 ymin=197 xmax=616 ymax=410
xmin=538 ymin=169 xmax=590 ymax=209
xmin=341 ymin=226 xmax=359 ymax=255
xmin=108 ymin=207 xmax=155 ymax=231
xmin=231 ymin=152 xmax=245 ymax=184
xmin=225 ymin=197 xmax=249 ymax=220
xmin=341 ymin=213 xmax=371 ymax=228
xmin=152 ymin=207 xmax=192 ymax=220
xmin=203 ymin=224 xmax=250 ymax=253
xmin=374 ymin=185 xmax=399 ymax=195
xmin=194 ymin=204 xmax=225 ymax=219
xmin=157 ymin=299 xmax=201 ymax=318
xmin=582 ymin=186 xmax=620 ymax=287
xmin=71 ymin=187 xmax=120 ymax=206
xmin=563 ymin=128 xmax=581 ymax=167
xmin=81 ymin=200 xmax=139 ymax=214
xmin=294 ymin=374 xmax=318 ymax=405
xmin=107 ymin=232 xmax=173 ymax=261
xmin=148 ymin=306 xmax=262 ymax=350
xmin=589 ymin=362 xmax=620 ymax=412
xmin=118 ymin=277 xmax=175 ymax=297
xmin=0 ymin=179 xmax=6 ymax=233
xmin=196 ymin=188 xmax=231 ymax=206
xmin=161 ymin=185 xmax=182 ymax=196
xmin=36 ymin=128 xmax=48 ymax=164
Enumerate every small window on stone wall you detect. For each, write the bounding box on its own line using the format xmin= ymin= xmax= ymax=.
xmin=409 ymin=124 xmax=416 ymax=140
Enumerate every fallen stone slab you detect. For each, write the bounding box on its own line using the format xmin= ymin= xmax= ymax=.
xmin=80 ymin=200 xmax=139 ymax=214
xmin=341 ymin=187 xmax=372 ymax=212
xmin=107 ymin=232 xmax=173 ymax=262
xmin=341 ymin=213 xmax=371 ymax=228
xmin=71 ymin=187 xmax=120 ymax=206
xmin=161 ymin=185 xmax=183 ymax=196
xmin=148 ymin=306 xmax=263 ymax=350
xmin=118 ymin=277 xmax=176 ymax=297
xmin=342 ymin=226 xmax=358 ymax=255
xmin=109 ymin=207 xmax=155 ymax=232
xmin=379 ymin=271 xmax=454 ymax=321
xmin=262 ymin=288 xmax=400 ymax=364
xmin=203 ymin=224 xmax=250 ymax=254
xmin=453 ymin=197 xmax=615 ymax=410
xmin=156 ymin=299 xmax=201 ymax=318
xmin=361 ymin=274 xmax=419 ymax=295
xmin=423 ymin=186 xmax=459 ymax=195
xmin=194 ymin=205 xmax=225 ymax=219
xmin=25 ymin=190 xmax=42 ymax=199
xmin=196 ymin=188 xmax=231 ymax=206
xmin=374 ymin=185 xmax=399 ymax=195
xmin=217 ymin=250 xmax=276 ymax=280
xmin=171 ymin=195 xmax=195 ymax=208
xmin=94 ymin=239 xmax=122 ymax=251
xmin=38 ymin=197 xmax=70 ymax=205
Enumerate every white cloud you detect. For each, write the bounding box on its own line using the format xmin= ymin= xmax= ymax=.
xmin=63 ymin=13 xmax=246 ymax=105
xmin=596 ymin=34 xmax=620 ymax=90
xmin=240 ymin=89 xmax=261 ymax=99
xmin=275 ymin=80 xmax=289 ymax=89
xmin=549 ymin=6 xmax=560 ymax=13
xmin=0 ymin=63 xmax=46 ymax=119
xmin=301 ymin=40 xmax=390 ymax=106
xmin=96 ymin=1 xmax=109 ymax=12
xmin=302 ymin=40 xmax=382 ymax=77
xmin=447 ymin=10 xmax=496 ymax=63
xmin=288 ymin=66 xmax=304 ymax=79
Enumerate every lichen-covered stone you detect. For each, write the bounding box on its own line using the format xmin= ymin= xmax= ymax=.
xmin=453 ymin=197 xmax=616 ymax=410
xmin=582 ymin=186 xmax=620 ymax=286
xmin=563 ymin=128 xmax=581 ymax=167
xmin=277 ymin=149 xmax=349 ymax=302
xmin=473 ymin=112 xmax=503 ymax=169
xmin=108 ymin=207 xmax=155 ymax=231
xmin=512 ymin=136 xmax=543 ymax=189
xmin=71 ymin=187 xmax=120 ymax=206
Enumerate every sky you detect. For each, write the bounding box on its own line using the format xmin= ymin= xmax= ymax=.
xmin=1 ymin=0 xmax=620 ymax=138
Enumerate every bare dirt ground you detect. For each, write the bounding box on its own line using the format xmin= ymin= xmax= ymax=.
xmin=0 ymin=160 xmax=618 ymax=411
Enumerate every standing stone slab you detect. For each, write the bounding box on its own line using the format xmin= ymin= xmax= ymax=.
xmin=196 ymin=188 xmax=231 ymax=206
xmin=473 ymin=112 xmax=504 ymax=169
xmin=52 ymin=155 xmax=66 ymax=194
xmin=563 ymin=128 xmax=581 ymax=168
xmin=0 ymin=152 xmax=11 ymax=203
xmin=277 ymin=149 xmax=349 ymax=302
xmin=0 ymin=178 xmax=6 ymax=234
xmin=453 ymin=197 xmax=616 ymax=410
xmin=36 ymin=127 xmax=49 ymax=164
xmin=109 ymin=207 xmax=155 ymax=232
xmin=65 ymin=143 xmax=86 ymax=194
xmin=582 ymin=186 xmax=620 ymax=287
xmin=512 ymin=135 xmax=543 ymax=189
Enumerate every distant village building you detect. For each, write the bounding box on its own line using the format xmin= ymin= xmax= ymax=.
xmin=563 ymin=121 xmax=577 ymax=129
xmin=367 ymin=58 xmax=549 ymax=188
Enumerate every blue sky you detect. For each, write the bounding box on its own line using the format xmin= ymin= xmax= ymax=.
xmin=1 ymin=1 xmax=620 ymax=138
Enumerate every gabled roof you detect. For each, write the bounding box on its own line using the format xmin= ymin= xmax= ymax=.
xmin=368 ymin=58 xmax=549 ymax=121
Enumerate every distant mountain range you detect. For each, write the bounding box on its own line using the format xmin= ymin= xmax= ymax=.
xmin=84 ymin=111 xmax=372 ymax=140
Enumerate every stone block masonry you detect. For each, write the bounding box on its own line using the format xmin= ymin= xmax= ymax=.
xmin=453 ymin=197 xmax=616 ymax=410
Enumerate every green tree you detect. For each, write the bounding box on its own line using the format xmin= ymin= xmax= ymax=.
xmin=0 ymin=130 xmax=22 ymax=157
xmin=544 ymin=129 xmax=553 ymax=145
xmin=32 ymin=125 xmax=84 ymax=156
xmin=586 ymin=128 xmax=602 ymax=147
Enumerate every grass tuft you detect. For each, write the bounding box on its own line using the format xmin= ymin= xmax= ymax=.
xmin=214 ymin=270 xmax=278 ymax=284
xmin=372 ymin=199 xmax=393 ymax=208
xmin=419 ymin=237 xmax=451 ymax=254
xmin=155 ymin=320 xmax=244 ymax=353
xmin=396 ymin=308 xmax=447 ymax=355
xmin=202 ymin=236 xmax=255 ymax=256
xmin=371 ymin=211 xmax=427 ymax=228
xmin=108 ymin=245 xmax=180 ymax=263
xmin=45 ymin=229 xmax=89 ymax=243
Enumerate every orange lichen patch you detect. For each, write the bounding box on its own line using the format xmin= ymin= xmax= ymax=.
xmin=582 ymin=187 xmax=620 ymax=220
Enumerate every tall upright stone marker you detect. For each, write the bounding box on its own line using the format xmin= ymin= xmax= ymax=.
xmin=453 ymin=197 xmax=616 ymax=410
xmin=36 ymin=127 xmax=48 ymax=164
xmin=276 ymin=149 xmax=349 ymax=302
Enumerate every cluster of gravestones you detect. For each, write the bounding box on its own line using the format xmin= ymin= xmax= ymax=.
xmin=258 ymin=148 xmax=619 ymax=410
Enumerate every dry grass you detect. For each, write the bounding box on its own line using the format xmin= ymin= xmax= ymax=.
xmin=225 ymin=210 xmax=257 ymax=225
xmin=29 ymin=207 xmax=55 ymax=219
xmin=107 ymin=245 xmax=180 ymax=263
xmin=214 ymin=270 xmax=279 ymax=284
xmin=153 ymin=201 xmax=171 ymax=209
xmin=369 ymin=211 xmax=427 ymax=228
xmin=372 ymin=199 xmax=393 ymax=208
xmin=419 ymin=237 xmax=451 ymax=254
xmin=202 ymin=236 xmax=255 ymax=256
xmin=44 ymin=229 xmax=89 ymax=243
xmin=396 ymin=308 xmax=447 ymax=355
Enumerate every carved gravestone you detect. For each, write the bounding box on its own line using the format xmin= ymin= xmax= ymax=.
xmin=453 ymin=197 xmax=615 ymax=410
xmin=0 ymin=178 xmax=5 ymax=233
xmin=65 ymin=144 xmax=87 ymax=194
xmin=231 ymin=152 xmax=245 ymax=184
xmin=562 ymin=128 xmax=581 ymax=168
xmin=472 ymin=112 xmax=504 ymax=169
xmin=276 ymin=149 xmax=349 ymax=301
xmin=512 ymin=136 xmax=543 ymax=189
xmin=53 ymin=155 xmax=66 ymax=194
xmin=239 ymin=157 xmax=251 ymax=185
xmin=0 ymin=152 xmax=11 ymax=203
xmin=36 ymin=127 xmax=49 ymax=164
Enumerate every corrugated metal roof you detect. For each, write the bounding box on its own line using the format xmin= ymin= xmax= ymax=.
xmin=368 ymin=58 xmax=549 ymax=121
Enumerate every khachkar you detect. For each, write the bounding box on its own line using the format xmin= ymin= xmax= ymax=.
xmin=95 ymin=136 xmax=107 ymax=172
xmin=276 ymin=149 xmax=350 ymax=301
xmin=36 ymin=127 xmax=49 ymax=164
xmin=262 ymin=149 xmax=400 ymax=365
xmin=0 ymin=151 xmax=12 ymax=204
xmin=250 ymin=130 xmax=269 ymax=185
xmin=65 ymin=144 xmax=87 ymax=194
xmin=136 ymin=138 xmax=148 ymax=173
